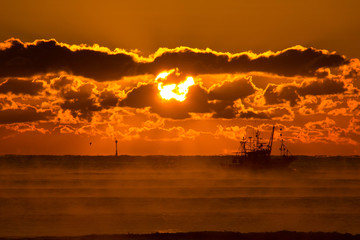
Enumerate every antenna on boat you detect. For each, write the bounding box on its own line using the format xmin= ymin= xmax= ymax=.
xmin=268 ymin=126 xmax=275 ymax=153
xmin=279 ymin=127 xmax=288 ymax=157
xmin=248 ymin=136 xmax=253 ymax=151
xmin=115 ymin=139 xmax=118 ymax=157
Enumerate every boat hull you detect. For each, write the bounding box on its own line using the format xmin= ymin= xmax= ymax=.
xmin=223 ymin=155 xmax=295 ymax=169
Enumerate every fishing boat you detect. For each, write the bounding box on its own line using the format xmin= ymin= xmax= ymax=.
xmin=225 ymin=126 xmax=295 ymax=169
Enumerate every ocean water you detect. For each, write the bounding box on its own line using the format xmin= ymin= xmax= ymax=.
xmin=0 ymin=155 xmax=360 ymax=237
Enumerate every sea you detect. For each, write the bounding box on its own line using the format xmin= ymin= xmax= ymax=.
xmin=0 ymin=155 xmax=360 ymax=237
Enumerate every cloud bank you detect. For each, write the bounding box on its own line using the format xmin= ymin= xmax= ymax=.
xmin=0 ymin=38 xmax=347 ymax=81
xmin=0 ymin=38 xmax=359 ymax=155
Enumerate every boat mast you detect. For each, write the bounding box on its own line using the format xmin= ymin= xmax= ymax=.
xmin=115 ymin=139 xmax=118 ymax=157
xmin=268 ymin=126 xmax=275 ymax=153
xmin=255 ymin=130 xmax=260 ymax=148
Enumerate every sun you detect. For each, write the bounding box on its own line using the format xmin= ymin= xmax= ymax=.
xmin=155 ymin=69 xmax=195 ymax=102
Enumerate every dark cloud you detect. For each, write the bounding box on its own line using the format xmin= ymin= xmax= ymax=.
xmin=263 ymin=78 xmax=347 ymax=106
xmin=210 ymin=100 xmax=236 ymax=119
xmin=0 ymin=78 xmax=44 ymax=95
xmin=60 ymin=83 xmax=101 ymax=120
xmin=207 ymin=77 xmax=258 ymax=119
xmin=246 ymin=48 xmax=345 ymax=76
xmin=237 ymin=107 xmax=293 ymax=120
xmin=0 ymin=39 xmax=348 ymax=81
xmin=208 ymin=77 xmax=256 ymax=101
xmin=238 ymin=110 xmax=270 ymax=119
xmin=181 ymin=85 xmax=211 ymax=113
xmin=119 ymin=73 xmax=263 ymax=120
xmin=120 ymin=83 xmax=210 ymax=119
xmin=149 ymin=47 xmax=347 ymax=77
xmin=0 ymin=107 xmax=52 ymax=124
xmin=51 ymin=76 xmax=73 ymax=90
xmin=121 ymin=73 xmax=297 ymax=119
xmin=120 ymin=84 xmax=159 ymax=109
xmin=297 ymin=78 xmax=346 ymax=96
xmin=268 ymin=107 xmax=294 ymax=120
xmin=99 ymin=90 xmax=119 ymax=108
xmin=120 ymin=74 xmax=261 ymax=119
xmin=0 ymin=39 xmax=138 ymax=81
xmin=264 ymin=84 xmax=300 ymax=106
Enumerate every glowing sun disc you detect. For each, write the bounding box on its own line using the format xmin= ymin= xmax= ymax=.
xmin=155 ymin=71 xmax=195 ymax=102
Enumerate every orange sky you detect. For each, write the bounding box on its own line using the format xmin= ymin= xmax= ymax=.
xmin=0 ymin=1 xmax=359 ymax=155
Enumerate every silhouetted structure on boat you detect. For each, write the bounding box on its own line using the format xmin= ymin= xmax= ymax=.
xmin=115 ymin=139 xmax=118 ymax=157
xmin=226 ymin=126 xmax=295 ymax=169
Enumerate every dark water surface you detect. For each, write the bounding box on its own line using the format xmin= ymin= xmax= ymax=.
xmin=0 ymin=155 xmax=360 ymax=237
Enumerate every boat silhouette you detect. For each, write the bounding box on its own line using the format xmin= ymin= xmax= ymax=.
xmin=224 ymin=126 xmax=295 ymax=169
